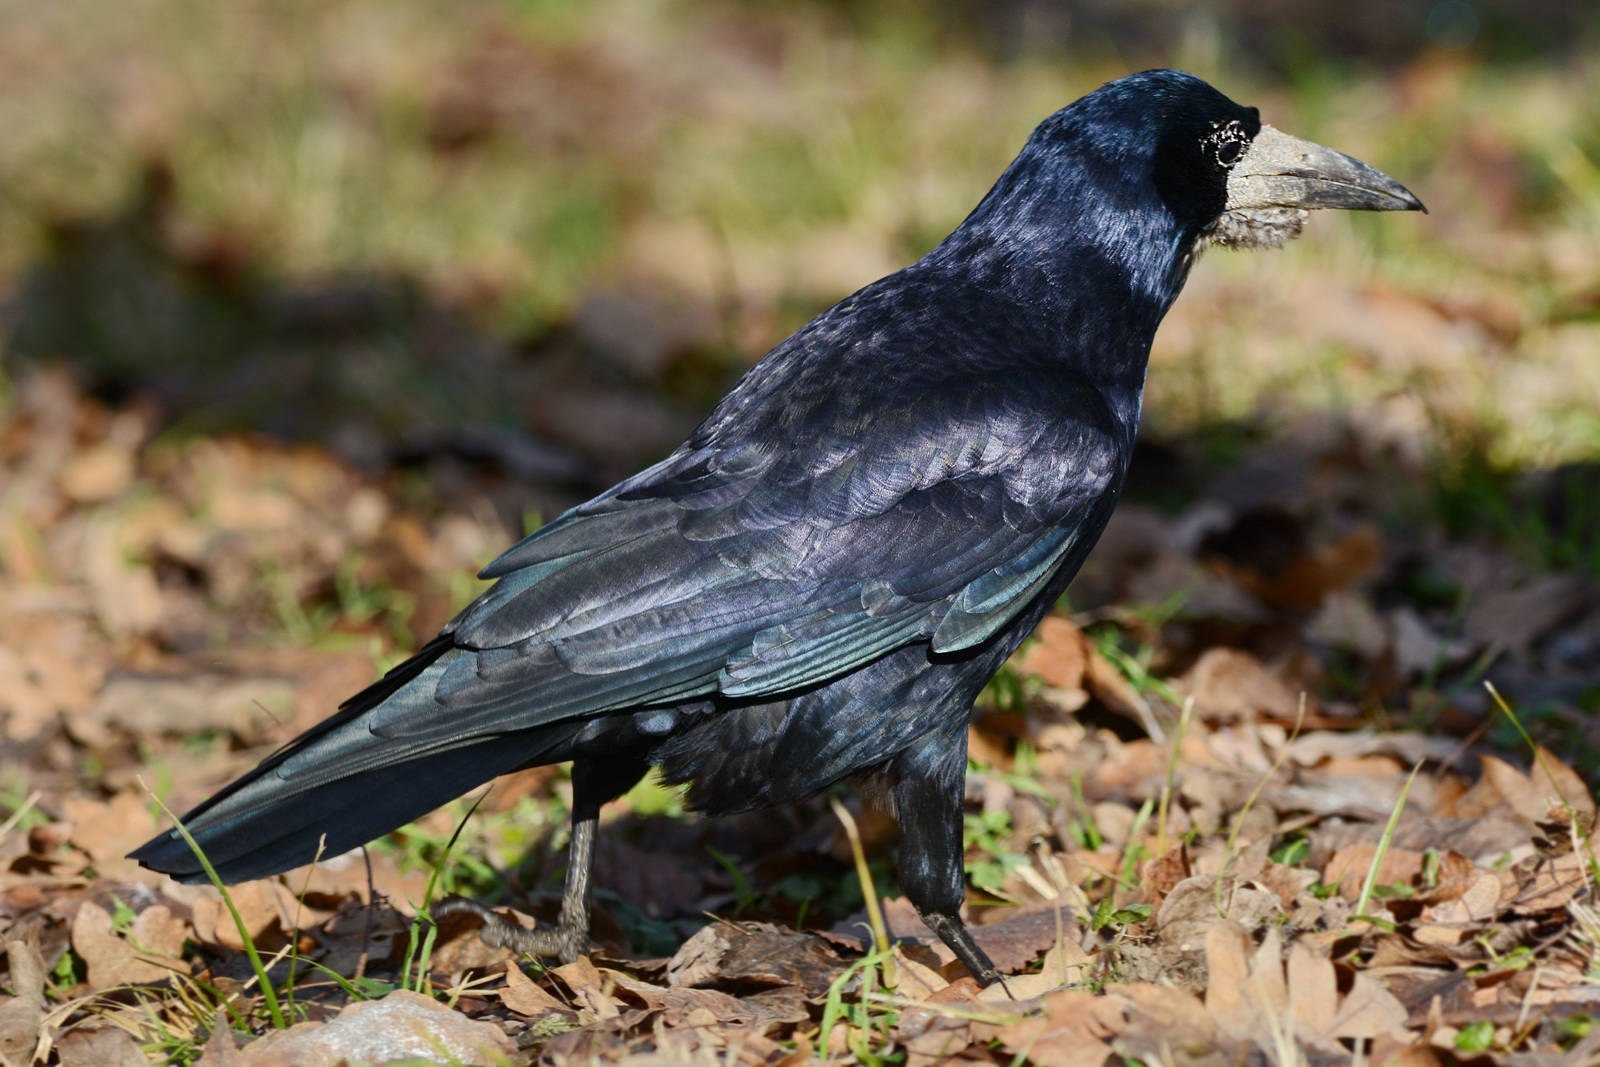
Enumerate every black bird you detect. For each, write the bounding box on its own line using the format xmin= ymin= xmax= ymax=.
xmin=132 ymin=70 xmax=1423 ymax=985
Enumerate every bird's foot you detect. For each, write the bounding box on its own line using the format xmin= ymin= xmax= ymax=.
xmin=432 ymin=897 xmax=589 ymax=963
xmin=921 ymin=910 xmax=1007 ymax=991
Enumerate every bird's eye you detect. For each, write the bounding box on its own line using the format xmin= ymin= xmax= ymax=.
xmin=1205 ymin=121 xmax=1248 ymax=169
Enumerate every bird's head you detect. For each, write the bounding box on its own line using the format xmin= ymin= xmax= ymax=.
xmin=1064 ymin=70 xmax=1424 ymax=249
xmin=960 ymin=70 xmax=1424 ymax=300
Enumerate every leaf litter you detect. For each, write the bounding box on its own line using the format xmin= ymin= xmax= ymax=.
xmin=3 ymin=366 xmax=1600 ymax=1065
xmin=0 ymin=4 xmax=1594 ymax=1059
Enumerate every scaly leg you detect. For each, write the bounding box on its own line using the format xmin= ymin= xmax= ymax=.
xmin=436 ymin=755 xmax=648 ymax=962
xmin=891 ymin=728 xmax=1003 ymax=988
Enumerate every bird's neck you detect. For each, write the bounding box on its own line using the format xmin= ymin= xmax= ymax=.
xmin=928 ymin=213 xmax=1191 ymax=399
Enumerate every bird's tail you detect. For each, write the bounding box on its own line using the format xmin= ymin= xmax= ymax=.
xmin=129 ymin=636 xmax=565 ymax=884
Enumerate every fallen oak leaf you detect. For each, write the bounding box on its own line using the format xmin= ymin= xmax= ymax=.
xmin=71 ymin=900 xmax=189 ymax=989
xmin=843 ymin=901 xmax=1077 ymax=977
xmin=667 ymin=919 xmax=846 ymax=995
xmin=59 ymin=794 xmax=159 ymax=882
xmin=1157 ymin=875 xmax=1283 ymax=950
xmin=189 ymin=880 xmax=296 ymax=953
xmin=1321 ymin=965 xmax=1410 ymax=1043
xmin=53 ymin=1024 xmax=147 ymax=1067
xmin=1178 ymin=648 xmax=1302 ymax=723
xmin=1208 ymin=923 xmax=1410 ymax=1051
xmin=658 ymin=984 xmax=808 ymax=1033
xmin=1508 ymin=851 xmax=1590 ymax=915
xmin=1203 ymin=921 xmax=1266 ymax=1041
xmin=550 ymin=955 xmax=622 ymax=1021
xmin=1109 ymin=981 xmax=1217 ymax=1052
xmin=1287 ymin=940 xmax=1337 ymax=1038
xmin=0 ymin=939 xmax=47 ymax=1065
xmin=971 ymin=988 xmax=1126 ymax=1067
xmin=499 ymin=962 xmax=571 ymax=1017
xmin=1018 ymin=616 xmax=1090 ymax=694
xmin=1323 ymin=844 xmax=1425 ymax=902
xmin=887 ymin=950 xmax=949 ymax=1002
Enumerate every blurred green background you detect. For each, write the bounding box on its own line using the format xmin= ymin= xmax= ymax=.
xmin=1 ymin=0 xmax=1597 ymax=503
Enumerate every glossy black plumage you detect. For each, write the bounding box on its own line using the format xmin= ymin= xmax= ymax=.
xmin=131 ymin=70 xmax=1423 ymax=984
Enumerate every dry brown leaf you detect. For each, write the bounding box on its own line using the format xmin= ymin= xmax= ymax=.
xmin=1529 ymin=746 xmax=1597 ymax=822
xmin=192 ymin=1012 xmax=245 ymax=1067
xmin=1203 ymin=922 xmax=1267 ymax=1040
xmin=1510 ymin=852 xmax=1589 ymax=914
xmin=1458 ymin=754 xmax=1575 ymax=828
xmin=1323 ymin=845 xmax=1424 ymax=900
xmin=92 ymin=672 xmax=296 ymax=742
xmin=659 ymin=984 xmax=807 ymax=1032
xmin=59 ymin=794 xmax=159 ymax=880
xmin=1421 ymin=872 xmax=1502 ymax=924
xmin=1179 ymin=648 xmax=1301 ymax=722
xmin=1019 ymin=616 xmax=1089 ymax=692
xmin=598 ymin=967 xmax=667 ymax=1010
xmin=81 ymin=513 xmax=165 ymax=638
xmin=1 ymin=514 xmax=51 ymax=584
xmin=1203 ymin=921 xmax=1292 ymax=1049
xmin=1140 ymin=846 xmax=1191 ymax=910
xmin=1305 ymin=590 xmax=1389 ymax=660
xmin=0 ymin=940 xmax=46 ymax=1066
xmin=1157 ymin=875 xmax=1282 ymax=948
xmin=1255 ymin=860 xmax=1318 ymax=912
xmin=1325 ymin=972 xmax=1411 ymax=1042
xmin=1388 ymin=607 xmax=1472 ymax=677
xmin=973 ymin=989 xmax=1125 ymax=1067
xmin=71 ymin=901 xmax=189 ymax=988
xmin=861 ymin=901 xmax=1076 ymax=977
xmin=1284 ymin=730 xmax=1461 ymax=769
xmin=1287 ymin=941 xmax=1338 ymax=1038
xmin=0 ymin=595 xmax=104 ymax=741
xmin=58 ymin=442 xmax=136 ymax=505
xmin=667 ymin=920 xmax=844 ymax=994
xmin=552 ymin=955 xmax=619 ymax=1020
xmin=1083 ymin=638 xmax=1157 ymax=729
xmin=500 ymin=962 xmax=570 ymax=1016
xmin=888 ymin=950 xmax=949 ymax=1002
xmin=667 ymin=921 xmax=733 ymax=988
xmin=1464 ymin=574 xmax=1590 ymax=657
xmin=54 ymin=1024 xmax=148 ymax=1067
xmin=1210 ymin=925 xmax=1410 ymax=1052
xmin=897 ymin=1004 xmax=974 ymax=1067
xmin=1111 ymin=981 xmax=1216 ymax=1042
xmin=1286 ymin=942 xmax=1411 ymax=1044
xmin=190 ymin=881 xmax=293 ymax=952
xmin=1111 ymin=983 xmax=1228 ymax=1065
xmin=979 ymin=945 xmax=1081 ymax=1003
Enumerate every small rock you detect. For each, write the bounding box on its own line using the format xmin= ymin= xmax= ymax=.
xmin=237 ymin=990 xmax=514 ymax=1066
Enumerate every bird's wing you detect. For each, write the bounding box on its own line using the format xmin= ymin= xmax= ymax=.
xmin=354 ymin=374 xmax=1124 ymax=745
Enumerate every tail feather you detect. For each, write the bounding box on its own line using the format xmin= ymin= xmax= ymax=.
xmin=129 ymin=635 xmax=568 ymax=884
xmin=129 ymin=729 xmax=559 ymax=883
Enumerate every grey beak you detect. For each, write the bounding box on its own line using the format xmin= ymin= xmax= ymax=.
xmin=1227 ymin=125 xmax=1426 ymax=214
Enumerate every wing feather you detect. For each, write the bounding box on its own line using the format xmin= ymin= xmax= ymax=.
xmin=351 ymin=373 xmax=1124 ymax=743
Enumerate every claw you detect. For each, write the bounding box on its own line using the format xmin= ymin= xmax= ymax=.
xmin=432 ymin=896 xmax=588 ymax=962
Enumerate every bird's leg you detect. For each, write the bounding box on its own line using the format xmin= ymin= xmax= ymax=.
xmin=436 ymin=755 xmax=648 ymax=963
xmin=891 ymin=731 xmax=1003 ymax=989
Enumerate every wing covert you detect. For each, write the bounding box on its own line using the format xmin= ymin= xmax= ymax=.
xmin=363 ymin=372 xmax=1126 ymax=740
